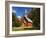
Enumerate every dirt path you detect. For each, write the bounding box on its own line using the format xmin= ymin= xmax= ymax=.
xmin=13 ymin=23 xmax=32 ymax=31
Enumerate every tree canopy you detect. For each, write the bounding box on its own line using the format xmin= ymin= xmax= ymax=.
xmin=28 ymin=8 xmax=40 ymax=30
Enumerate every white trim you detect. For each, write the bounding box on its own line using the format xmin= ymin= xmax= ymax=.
xmin=25 ymin=15 xmax=32 ymax=22
xmin=9 ymin=3 xmax=43 ymax=34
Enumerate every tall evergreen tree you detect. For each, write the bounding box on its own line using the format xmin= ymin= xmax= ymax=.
xmin=28 ymin=8 xmax=40 ymax=30
xmin=12 ymin=12 xmax=16 ymax=27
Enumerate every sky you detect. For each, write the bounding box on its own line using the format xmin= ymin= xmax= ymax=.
xmin=12 ymin=7 xmax=32 ymax=18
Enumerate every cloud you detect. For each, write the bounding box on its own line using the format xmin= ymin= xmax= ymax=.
xmin=12 ymin=10 xmax=16 ymax=13
xmin=17 ymin=16 xmax=21 ymax=19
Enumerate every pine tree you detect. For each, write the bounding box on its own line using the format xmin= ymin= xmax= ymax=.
xmin=28 ymin=8 xmax=40 ymax=30
xmin=12 ymin=12 xmax=16 ymax=27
